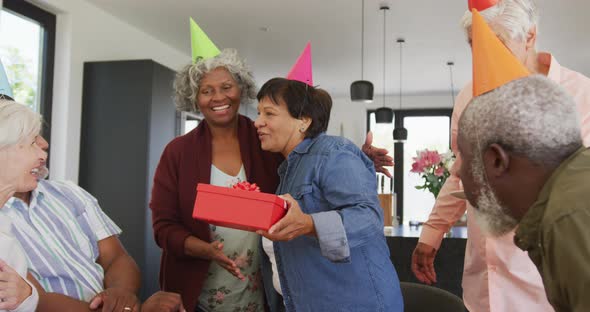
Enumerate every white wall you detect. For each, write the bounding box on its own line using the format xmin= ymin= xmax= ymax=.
xmin=328 ymin=93 xmax=455 ymax=147
xmin=31 ymin=0 xmax=190 ymax=182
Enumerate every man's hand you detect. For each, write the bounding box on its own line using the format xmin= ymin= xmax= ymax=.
xmin=208 ymin=241 xmax=245 ymax=280
xmin=257 ymin=194 xmax=315 ymax=242
xmin=141 ymin=291 xmax=186 ymax=312
xmin=88 ymin=287 xmax=139 ymax=312
xmin=362 ymin=131 xmax=394 ymax=178
xmin=0 ymin=260 xmax=32 ymax=310
xmin=95 ymin=236 xmax=141 ymax=311
xmin=411 ymin=242 xmax=438 ymax=285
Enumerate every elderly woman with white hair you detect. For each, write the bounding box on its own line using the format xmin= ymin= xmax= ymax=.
xmin=457 ymin=75 xmax=590 ymax=312
xmin=412 ymin=0 xmax=590 ymax=311
xmin=0 ymin=99 xmax=46 ymax=312
xmin=0 ymin=101 xmax=187 ymax=312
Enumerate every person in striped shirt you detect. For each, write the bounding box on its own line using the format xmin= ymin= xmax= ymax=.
xmin=0 ymin=99 xmax=186 ymax=311
xmin=0 ymin=98 xmax=41 ymax=312
xmin=0 ymin=98 xmax=141 ymax=311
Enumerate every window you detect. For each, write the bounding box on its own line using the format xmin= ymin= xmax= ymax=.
xmin=368 ymin=109 xmax=452 ymax=225
xmin=368 ymin=112 xmax=395 ymax=193
xmin=177 ymin=111 xmax=203 ymax=135
xmin=1 ymin=0 xmax=55 ymax=142
xmin=402 ymin=115 xmax=451 ymax=225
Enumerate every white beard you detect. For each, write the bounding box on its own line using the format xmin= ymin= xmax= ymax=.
xmin=470 ymin=157 xmax=519 ymax=237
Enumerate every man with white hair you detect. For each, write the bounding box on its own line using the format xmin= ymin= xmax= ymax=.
xmin=457 ymin=75 xmax=590 ymax=312
xmin=412 ymin=0 xmax=590 ymax=311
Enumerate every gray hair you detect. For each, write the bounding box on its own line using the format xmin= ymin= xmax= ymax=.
xmin=459 ymin=75 xmax=582 ymax=168
xmin=0 ymin=99 xmax=42 ymax=149
xmin=461 ymin=0 xmax=539 ymax=43
xmin=173 ymin=48 xmax=257 ymax=113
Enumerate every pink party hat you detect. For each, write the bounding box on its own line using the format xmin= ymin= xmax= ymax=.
xmin=286 ymin=42 xmax=313 ymax=86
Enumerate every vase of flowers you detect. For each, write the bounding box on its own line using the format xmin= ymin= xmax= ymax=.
xmin=410 ymin=149 xmax=455 ymax=198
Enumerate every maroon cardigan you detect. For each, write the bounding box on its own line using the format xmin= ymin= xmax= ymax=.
xmin=150 ymin=115 xmax=282 ymax=311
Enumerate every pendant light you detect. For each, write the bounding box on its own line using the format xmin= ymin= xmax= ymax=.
xmin=447 ymin=61 xmax=456 ymax=104
xmin=375 ymin=5 xmax=394 ymax=123
xmin=393 ymin=38 xmax=408 ymax=141
xmin=350 ymin=0 xmax=374 ymax=102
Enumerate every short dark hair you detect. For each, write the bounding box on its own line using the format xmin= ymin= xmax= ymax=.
xmin=256 ymin=78 xmax=332 ymax=138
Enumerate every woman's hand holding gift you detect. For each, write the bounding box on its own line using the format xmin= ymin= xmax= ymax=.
xmin=257 ymin=194 xmax=315 ymax=241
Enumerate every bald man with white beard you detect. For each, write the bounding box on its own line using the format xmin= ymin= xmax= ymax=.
xmin=457 ymin=75 xmax=590 ymax=312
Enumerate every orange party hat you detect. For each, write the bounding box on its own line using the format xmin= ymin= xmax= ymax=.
xmin=472 ymin=9 xmax=529 ymax=96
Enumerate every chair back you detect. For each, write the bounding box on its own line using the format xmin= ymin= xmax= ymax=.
xmin=400 ymin=282 xmax=465 ymax=312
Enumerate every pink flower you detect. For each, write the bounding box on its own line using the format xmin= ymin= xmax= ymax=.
xmin=214 ymin=291 xmax=225 ymax=302
xmin=410 ymin=159 xmax=425 ymax=173
xmin=420 ymin=150 xmax=442 ymax=168
xmin=410 ymin=149 xmax=455 ymax=198
xmin=411 ymin=150 xmax=442 ymax=173
xmin=247 ymin=271 xmax=262 ymax=292
xmin=248 ymin=274 xmax=260 ymax=292
xmin=434 ymin=166 xmax=445 ymax=177
xmin=234 ymin=255 xmax=248 ymax=269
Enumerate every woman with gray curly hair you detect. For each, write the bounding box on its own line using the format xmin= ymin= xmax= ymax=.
xmin=173 ymin=49 xmax=257 ymax=113
xmin=150 ymin=48 xmax=282 ymax=312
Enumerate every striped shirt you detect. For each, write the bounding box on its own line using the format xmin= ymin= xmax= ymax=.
xmin=0 ymin=218 xmax=39 ymax=312
xmin=0 ymin=180 xmax=121 ymax=301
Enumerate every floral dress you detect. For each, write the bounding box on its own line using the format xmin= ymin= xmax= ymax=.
xmin=197 ymin=165 xmax=264 ymax=312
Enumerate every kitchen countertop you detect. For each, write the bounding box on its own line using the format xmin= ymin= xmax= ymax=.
xmin=385 ymin=225 xmax=468 ymax=239
xmin=385 ymin=225 xmax=468 ymax=298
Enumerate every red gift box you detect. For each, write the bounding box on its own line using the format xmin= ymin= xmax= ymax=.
xmin=193 ymin=183 xmax=287 ymax=232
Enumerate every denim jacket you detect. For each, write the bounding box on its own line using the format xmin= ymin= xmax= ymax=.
xmin=262 ymin=134 xmax=403 ymax=312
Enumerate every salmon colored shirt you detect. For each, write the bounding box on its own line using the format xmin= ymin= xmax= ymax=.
xmin=419 ymin=53 xmax=590 ymax=312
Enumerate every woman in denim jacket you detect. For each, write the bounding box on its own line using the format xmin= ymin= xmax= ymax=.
xmin=254 ymin=78 xmax=403 ymax=312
